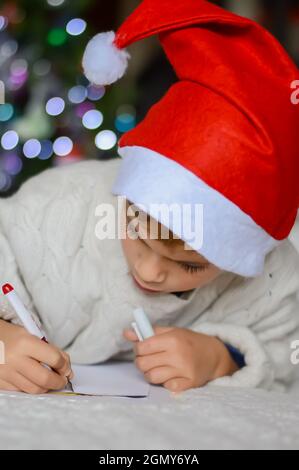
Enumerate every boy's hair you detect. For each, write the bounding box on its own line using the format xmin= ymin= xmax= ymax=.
xmin=125 ymin=199 xmax=185 ymax=248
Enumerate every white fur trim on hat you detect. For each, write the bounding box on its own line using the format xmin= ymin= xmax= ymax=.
xmin=111 ymin=145 xmax=280 ymax=277
xmin=82 ymin=31 xmax=130 ymax=85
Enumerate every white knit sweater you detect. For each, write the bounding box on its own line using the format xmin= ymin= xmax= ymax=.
xmin=0 ymin=158 xmax=299 ymax=392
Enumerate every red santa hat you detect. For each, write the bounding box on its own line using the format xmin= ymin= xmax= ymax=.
xmin=82 ymin=0 xmax=299 ymax=277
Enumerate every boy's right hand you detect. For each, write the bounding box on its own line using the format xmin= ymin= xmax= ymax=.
xmin=0 ymin=319 xmax=73 ymax=394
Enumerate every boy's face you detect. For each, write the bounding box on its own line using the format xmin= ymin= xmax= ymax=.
xmin=121 ymin=203 xmax=223 ymax=295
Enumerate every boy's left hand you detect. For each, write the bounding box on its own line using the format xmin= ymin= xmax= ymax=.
xmin=123 ymin=326 xmax=239 ymax=392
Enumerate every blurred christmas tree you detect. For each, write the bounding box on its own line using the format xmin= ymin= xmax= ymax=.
xmin=0 ymin=0 xmax=137 ymax=196
xmin=1 ymin=0 xmax=298 ymax=196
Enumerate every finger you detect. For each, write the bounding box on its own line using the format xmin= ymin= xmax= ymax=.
xmin=143 ymin=366 xmax=177 ymax=385
xmin=68 ymin=370 xmax=74 ymax=380
xmin=6 ymin=370 xmax=48 ymax=394
xmin=19 ymin=336 xmax=69 ymax=371
xmin=17 ymin=357 xmax=68 ymax=391
xmin=163 ymin=377 xmax=193 ymax=392
xmin=55 ymin=351 xmax=73 ymax=378
xmin=123 ymin=328 xmax=138 ymax=342
xmin=135 ymin=351 xmax=170 ymax=373
xmin=124 ymin=326 xmax=175 ymax=343
xmin=0 ymin=377 xmax=19 ymax=392
xmin=134 ymin=333 xmax=173 ymax=356
xmin=1 ymin=368 xmax=47 ymax=393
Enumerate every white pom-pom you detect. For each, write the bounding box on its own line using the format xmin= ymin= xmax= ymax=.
xmin=82 ymin=31 xmax=130 ymax=86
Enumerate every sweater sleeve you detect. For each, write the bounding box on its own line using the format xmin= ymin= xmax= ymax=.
xmin=189 ymin=239 xmax=299 ymax=392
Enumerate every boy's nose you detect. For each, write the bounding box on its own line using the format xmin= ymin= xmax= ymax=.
xmin=134 ymin=255 xmax=165 ymax=285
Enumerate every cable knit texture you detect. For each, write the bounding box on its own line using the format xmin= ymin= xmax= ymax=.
xmin=0 ymin=158 xmax=299 ymax=392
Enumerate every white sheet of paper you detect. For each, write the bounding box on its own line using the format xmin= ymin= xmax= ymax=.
xmin=61 ymin=361 xmax=150 ymax=397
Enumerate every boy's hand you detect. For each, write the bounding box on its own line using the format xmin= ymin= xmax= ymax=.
xmin=123 ymin=325 xmax=239 ymax=392
xmin=0 ymin=319 xmax=73 ymax=394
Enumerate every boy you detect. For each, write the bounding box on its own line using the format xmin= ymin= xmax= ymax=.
xmin=0 ymin=158 xmax=298 ymax=394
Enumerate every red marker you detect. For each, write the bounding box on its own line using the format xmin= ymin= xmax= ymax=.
xmin=2 ymin=282 xmax=74 ymax=391
xmin=2 ymin=283 xmax=46 ymax=339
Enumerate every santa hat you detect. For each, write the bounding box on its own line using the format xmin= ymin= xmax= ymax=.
xmin=82 ymin=0 xmax=299 ymax=277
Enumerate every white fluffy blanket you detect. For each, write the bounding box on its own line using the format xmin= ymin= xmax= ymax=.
xmin=0 ymin=370 xmax=299 ymax=450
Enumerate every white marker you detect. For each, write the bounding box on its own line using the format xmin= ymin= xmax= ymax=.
xmin=132 ymin=307 xmax=155 ymax=340
xmin=131 ymin=321 xmax=144 ymax=341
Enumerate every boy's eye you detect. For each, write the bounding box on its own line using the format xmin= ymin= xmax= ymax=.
xmin=179 ymin=263 xmax=208 ymax=274
xmin=127 ymin=224 xmax=208 ymax=274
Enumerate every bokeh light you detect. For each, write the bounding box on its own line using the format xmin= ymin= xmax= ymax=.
xmin=1 ymin=130 xmax=19 ymax=150
xmin=23 ymin=139 xmax=41 ymax=158
xmin=115 ymin=113 xmax=136 ymax=132
xmin=46 ymin=97 xmax=65 ymax=116
xmin=115 ymin=105 xmax=136 ymax=133
xmin=95 ymin=130 xmax=117 ymax=150
xmin=0 ymin=104 xmax=14 ymax=122
xmin=53 ymin=136 xmax=73 ymax=156
xmin=2 ymin=152 xmax=23 ymax=175
xmin=0 ymin=16 xmax=8 ymax=31
xmin=47 ymin=0 xmax=65 ymax=7
xmin=82 ymin=110 xmax=103 ymax=130
xmin=68 ymin=85 xmax=87 ymax=104
xmin=1 ymin=40 xmax=18 ymax=59
xmin=47 ymin=28 xmax=67 ymax=46
xmin=10 ymin=58 xmax=28 ymax=76
xmin=38 ymin=140 xmax=53 ymax=160
xmin=9 ymin=59 xmax=28 ymax=89
xmin=66 ymin=18 xmax=87 ymax=36
xmin=87 ymin=85 xmax=105 ymax=101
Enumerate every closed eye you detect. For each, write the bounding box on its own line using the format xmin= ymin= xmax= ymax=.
xmin=178 ymin=263 xmax=208 ymax=274
xmin=128 ymin=226 xmax=209 ymax=274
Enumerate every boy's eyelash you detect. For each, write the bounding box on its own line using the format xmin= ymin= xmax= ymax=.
xmin=179 ymin=263 xmax=208 ymax=274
